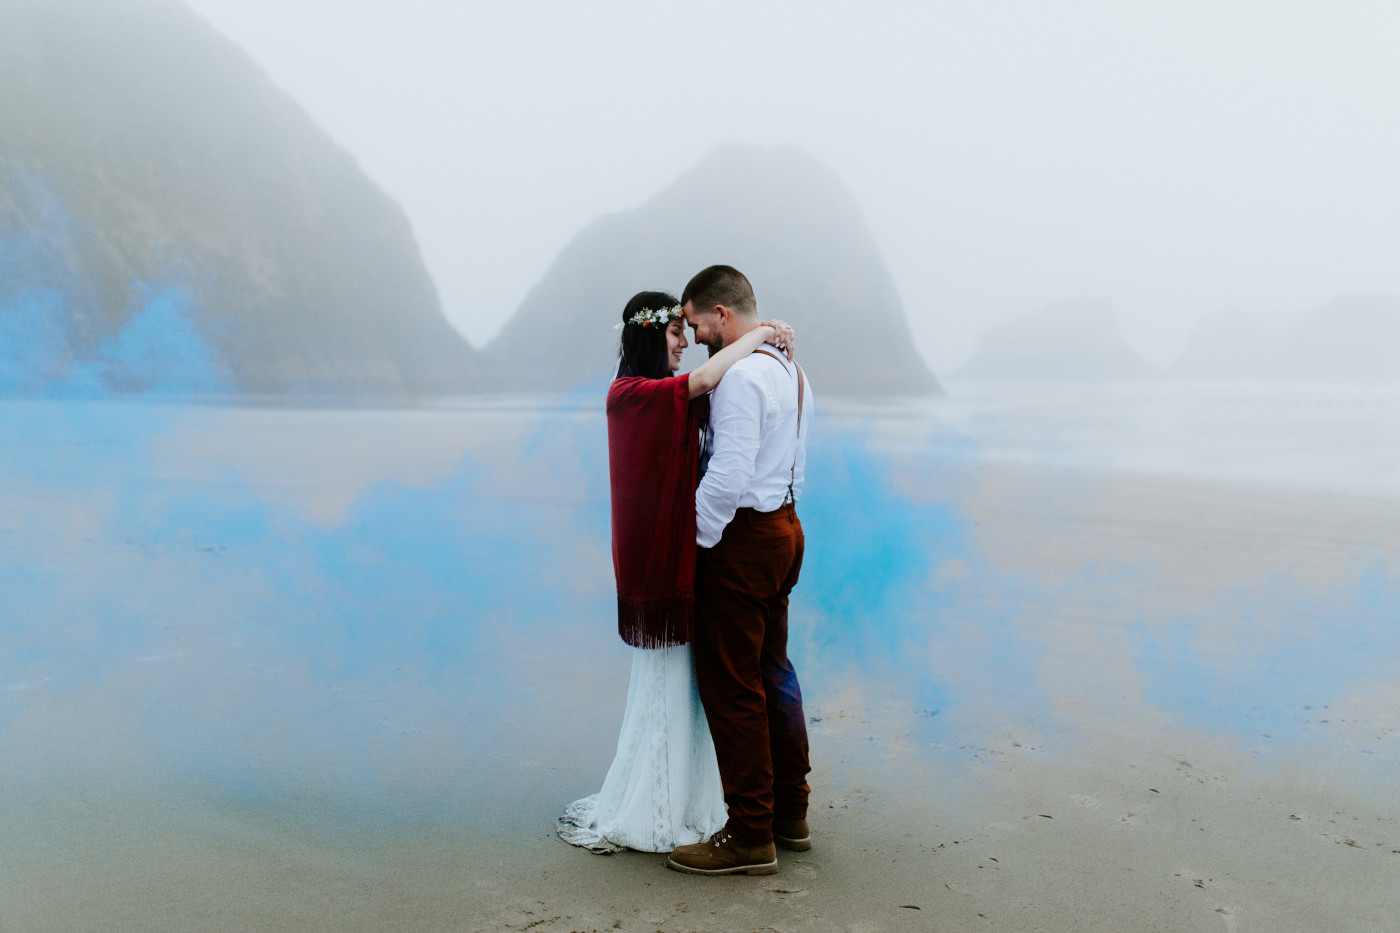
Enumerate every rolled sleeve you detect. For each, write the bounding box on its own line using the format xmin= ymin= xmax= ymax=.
xmin=695 ymin=369 xmax=766 ymax=547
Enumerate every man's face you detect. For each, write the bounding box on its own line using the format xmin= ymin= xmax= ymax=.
xmin=683 ymin=301 xmax=724 ymax=357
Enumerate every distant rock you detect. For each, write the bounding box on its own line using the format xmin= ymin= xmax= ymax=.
xmin=952 ymin=300 xmax=1158 ymax=381
xmin=1173 ymin=294 xmax=1400 ymax=384
xmin=0 ymin=0 xmax=481 ymax=395
xmin=484 ymin=145 xmax=940 ymax=396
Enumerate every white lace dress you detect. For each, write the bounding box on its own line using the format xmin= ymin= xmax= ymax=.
xmin=557 ymin=644 xmax=728 ymax=853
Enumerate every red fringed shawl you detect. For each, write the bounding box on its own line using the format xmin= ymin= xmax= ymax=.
xmin=606 ymin=373 xmax=708 ymax=648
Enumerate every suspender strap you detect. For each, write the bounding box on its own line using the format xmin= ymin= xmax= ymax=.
xmin=752 ymin=348 xmax=804 ymax=504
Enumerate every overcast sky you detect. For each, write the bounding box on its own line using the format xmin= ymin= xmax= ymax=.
xmin=182 ymin=0 xmax=1400 ymax=372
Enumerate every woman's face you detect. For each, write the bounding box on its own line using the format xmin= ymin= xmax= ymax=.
xmin=666 ymin=320 xmax=687 ymax=371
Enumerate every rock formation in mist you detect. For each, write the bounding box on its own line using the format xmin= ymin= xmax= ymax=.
xmin=1173 ymin=294 xmax=1400 ymax=384
xmin=952 ymin=300 xmax=1158 ymax=381
xmin=0 ymin=0 xmax=480 ymax=395
xmin=484 ymin=145 xmax=940 ymax=396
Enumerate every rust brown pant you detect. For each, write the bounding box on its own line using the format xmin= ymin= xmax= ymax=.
xmin=694 ymin=502 xmax=811 ymax=845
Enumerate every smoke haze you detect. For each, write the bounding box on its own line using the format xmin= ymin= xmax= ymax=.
xmin=5 ymin=7 xmax=1400 ymax=927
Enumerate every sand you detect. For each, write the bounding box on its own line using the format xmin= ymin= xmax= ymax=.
xmin=2 ymin=385 xmax=1397 ymax=931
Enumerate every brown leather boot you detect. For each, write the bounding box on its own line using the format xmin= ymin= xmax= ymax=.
xmin=666 ymin=830 xmax=778 ymax=875
xmin=772 ymin=817 xmax=811 ymax=851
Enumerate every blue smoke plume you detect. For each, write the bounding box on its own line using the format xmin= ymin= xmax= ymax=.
xmin=3 ymin=177 xmax=1397 ymax=826
xmin=1 ymin=175 xmax=227 ymax=398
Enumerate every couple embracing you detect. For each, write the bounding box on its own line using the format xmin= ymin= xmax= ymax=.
xmin=558 ymin=265 xmax=814 ymax=876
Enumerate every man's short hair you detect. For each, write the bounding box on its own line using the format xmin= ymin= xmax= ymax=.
xmin=681 ymin=265 xmax=757 ymax=319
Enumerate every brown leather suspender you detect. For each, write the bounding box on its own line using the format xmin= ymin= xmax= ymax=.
xmin=753 ymin=348 xmax=805 ymax=504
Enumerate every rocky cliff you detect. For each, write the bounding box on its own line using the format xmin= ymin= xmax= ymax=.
xmin=484 ymin=146 xmax=940 ymax=396
xmin=0 ymin=0 xmax=481 ymax=396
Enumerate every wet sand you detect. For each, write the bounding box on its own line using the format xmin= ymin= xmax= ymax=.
xmin=2 ymin=386 xmax=1398 ymax=931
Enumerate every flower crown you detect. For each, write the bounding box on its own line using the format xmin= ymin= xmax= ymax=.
xmin=614 ymin=304 xmax=684 ymax=330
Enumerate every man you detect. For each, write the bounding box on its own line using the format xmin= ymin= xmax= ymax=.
xmin=667 ymin=265 xmax=813 ymax=876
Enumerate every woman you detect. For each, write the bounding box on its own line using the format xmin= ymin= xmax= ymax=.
xmin=557 ymin=291 xmax=793 ymax=853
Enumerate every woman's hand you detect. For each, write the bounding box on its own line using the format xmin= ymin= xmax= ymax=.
xmin=688 ymin=318 xmax=795 ymax=398
xmin=760 ymin=319 xmax=796 ymax=360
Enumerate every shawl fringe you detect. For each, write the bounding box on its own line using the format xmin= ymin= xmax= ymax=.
xmin=617 ymin=595 xmax=694 ymax=649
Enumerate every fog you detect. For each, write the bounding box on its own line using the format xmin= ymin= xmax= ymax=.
xmin=5 ymin=5 xmax=1400 ymax=926
xmin=181 ymin=0 xmax=1400 ymax=372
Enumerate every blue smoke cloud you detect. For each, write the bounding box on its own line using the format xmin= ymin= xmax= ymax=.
xmin=6 ymin=382 xmax=1399 ymax=824
xmin=3 ymin=178 xmax=1397 ymax=822
xmin=1 ymin=175 xmax=227 ymax=398
xmin=1134 ymin=560 xmax=1400 ymax=743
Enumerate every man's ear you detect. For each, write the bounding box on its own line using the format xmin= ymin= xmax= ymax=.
xmin=714 ymin=304 xmax=729 ymax=325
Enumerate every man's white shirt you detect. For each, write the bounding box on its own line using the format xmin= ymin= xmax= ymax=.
xmin=695 ymin=342 xmax=813 ymax=548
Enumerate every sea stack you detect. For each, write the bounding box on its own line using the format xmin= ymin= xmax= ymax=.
xmin=485 ymin=145 xmax=940 ymax=396
xmin=1173 ymin=294 xmax=1400 ymax=384
xmin=953 ymin=300 xmax=1158 ymax=382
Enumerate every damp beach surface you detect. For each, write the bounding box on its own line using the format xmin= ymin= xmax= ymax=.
xmin=2 ymin=383 xmax=1398 ymax=931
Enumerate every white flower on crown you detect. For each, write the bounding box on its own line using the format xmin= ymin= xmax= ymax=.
xmin=617 ymin=303 xmax=684 ymax=329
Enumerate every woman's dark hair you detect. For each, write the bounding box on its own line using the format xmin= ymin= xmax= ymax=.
xmin=616 ymin=290 xmax=681 ymax=380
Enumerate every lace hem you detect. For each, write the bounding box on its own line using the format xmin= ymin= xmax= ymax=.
xmin=555 ymin=794 xmax=625 ymax=854
xmin=555 ymin=644 xmax=726 ymax=855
